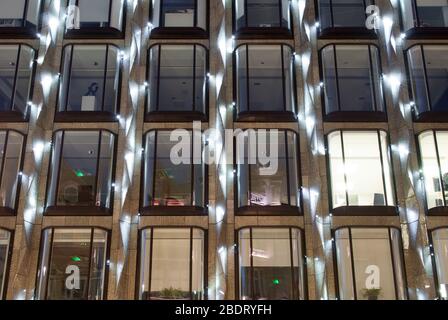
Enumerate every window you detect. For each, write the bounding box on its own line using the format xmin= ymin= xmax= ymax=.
xmin=430 ymin=228 xmax=448 ymax=300
xmin=320 ymin=45 xmax=385 ymax=121
xmin=406 ymin=45 xmax=448 ymax=121
xmin=0 ymin=44 xmax=35 ymax=121
xmin=317 ymin=0 xmax=374 ymax=34
xmin=235 ymin=44 xmax=296 ymax=121
xmin=237 ymin=227 xmax=306 ymax=300
xmin=57 ymin=45 xmax=121 ymax=121
xmin=65 ymin=0 xmax=125 ymax=37
xmin=141 ymin=130 xmax=206 ymax=215
xmin=35 ymin=227 xmax=109 ymax=300
xmin=146 ymin=44 xmax=207 ymax=121
xmin=327 ymin=130 xmax=396 ymax=215
xmin=334 ymin=227 xmax=407 ymax=300
xmin=0 ymin=131 xmax=25 ymax=215
xmin=0 ymin=228 xmax=12 ymax=300
xmin=417 ymin=130 xmax=448 ymax=214
xmin=234 ymin=0 xmax=292 ymax=36
xmin=138 ymin=227 xmax=206 ymax=300
xmin=236 ymin=130 xmax=300 ymax=215
xmin=150 ymin=0 xmax=208 ymax=37
xmin=0 ymin=0 xmax=42 ymax=34
xmin=401 ymin=0 xmax=448 ymax=33
xmin=45 ymin=130 xmax=116 ymax=215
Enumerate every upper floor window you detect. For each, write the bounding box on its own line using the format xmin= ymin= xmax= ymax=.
xmin=235 ymin=129 xmax=301 ymax=215
xmin=320 ymin=44 xmax=385 ymax=121
xmin=317 ymin=0 xmax=375 ymax=37
xmin=406 ymin=45 xmax=448 ymax=122
xmin=235 ymin=44 xmax=296 ymax=121
xmin=45 ymin=130 xmax=116 ymax=215
xmin=146 ymin=44 xmax=207 ymax=121
xmin=0 ymin=228 xmax=12 ymax=300
xmin=0 ymin=0 xmax=42 ymax=37
xmin=417 ymin=130 xmax=448 ymax=215
xmin=35 ymin=227 xmax=109 ymax=300
xmin=327 ymin=130 xmax=396 ymax=215
xmin=65 ymin=0 xmax=125 ymax=38
xmin=150 ymin=0 xmax=208 ymax=38
xmin=0 ymin=131 xmax=25 ymax=216
xmin=430 ymin=228 xmax=448 ymax=300
xmin=57 ymin=45 xmax=122 ymax=122
xmin=234 ymin=0 xmax=292 ymax=37
xmin=0 ymin=44 xmax=36 ymax=121
xmin=141 ymin=130 xmax=206 ymax=215
xmin=138 ymin=227 xmax=206 ymax=300
xmin=334 ymin=227 xmax=407 ymax=300
xmin=401 ymin=0 xmax=448 ymax=37
xmin=237 ymin=227 xmax=306 ymax=300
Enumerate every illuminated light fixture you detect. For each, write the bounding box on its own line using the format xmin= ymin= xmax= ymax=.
xmin=71 ymin=256 xmax=81 ymax=262
xmin=144 ymin=81 xmax=149 ymax=87
xmin=231 ymin=35 xmax=235 ymax=40
xmin=116 ymin=114 xmax=121 ymax=120
xmin=383 ymin=73 xmax=401 ymax=88
xmin=400 ymin=33 xmax=406 ymax=40
xmin=36 ymin=33 xmax=42 ymax=39
xmin=272 ymin=279 xmax=280 ymax=285
xmin=315 ymin=21 xmax=320 ymax=28
xmin=319 ymin=82 xmax=324 ymax=87
xmin=147 ymin=22 xmax=153 ymax=28
xmin=75 ymin=170 xmax=84 ymax=177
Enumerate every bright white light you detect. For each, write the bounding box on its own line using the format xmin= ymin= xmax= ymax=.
xmin=383 ymin=73 xmax=401 ymax=88
xmin=33 ymin=142 xmax=45 ymax=159
xmin=41 ymin=74 xmax=53 ymax=88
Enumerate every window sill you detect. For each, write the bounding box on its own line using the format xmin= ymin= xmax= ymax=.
xmin=150 ymin=27 xmax=208 ymax=39
xmin=427 ymin=207 xmax=448 ymax=216
xmin=235 ymin=27 xmax=293 ymax=39
xmin=145 ymin=111 xmax=207 ymax=122
xmin=140 ymin=206 xmax=207 ymax=216
xmin=0 ymin=207 xmax=15 ymax=216
xmin=331 ymin=206 xmax=398 ymax=216
xmin=236 ymin=205 xmax=301 ymax=216
xmin=0 ymin=111 xmax=28 ymax=122
xmin=405 ymin=27 xmax=448 ymax=39
xmin=324 ymin=111 xmax=387 ymax=122
xmin=55 ymin=111 xmax=118 ymax=122
xmin=235 ymin=111 xmax=297 ymax=122
xmin=45 ymin=206 xmax=112 ymax=216
xmin=414 ymin=111 xmax=448 ymax=123
xmin=0 ymin=26 xmax=38 ymax=38
xmin=65 ymin=27 xmax=124 ymax=39
xmin=318 ymin=27 xmax=377 ymax=39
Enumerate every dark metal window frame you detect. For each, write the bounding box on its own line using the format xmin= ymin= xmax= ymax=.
xmin=318 ymin=43 xmax=388 ymax=122
xmin=233 ymin=43 xmax=298 ymax=122
xmin=64 ymin=0 xmax=127 ymax=39
xmin=234 ymin=226 xmax=308 ymax=300
xmin=55 ymin=43 xmax=122 ymax=122
xmin=44 ymin=129 xmax=118 ymax=216
xmin=0 ymin=130 xmax=26 ymax=216
xmin=34 ymin=226 xmax=111 ymax=300
xmin=234 ymin=129 xmax=302 ymax=216
xmin=332 ymin=226 xmax=409 ymax=300
xmin=0 ymin=0 xmax=44 ymax=39
xmin=325 ymin=129 xmax=398 ymax=216
xmin=139 ymin=129 xmax=208 ymax=216
xmin=0 ymin=227 xmax=14 ymax=300
xmin=145 ymin=43 xmax=209 ymax=122
xmin=428 ymin=227 xmax=448 ymax=300
xmin=136 ymin=226 xmax=208 ymax=300
xmin=149 ymin=0 xmax=209 ymax=39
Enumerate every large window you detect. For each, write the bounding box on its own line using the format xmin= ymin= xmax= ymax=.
xmin=141 ymin=130 xmax=206 ymax=215
xmin=150 ymin=0 xmax=207 ymax=36
xmin=146 ymin=44 xmax=207 ymax=121
xmin=57 ymin=45 xmax=121 ymax=121
xmin=65 ymin=0 xmax=125 ymax=37
xmin=234 ymin=0 xmax=292 ymax=35
xmin=317 ymin=0 xmax=374 ymax=34
xmin=138 ymin=227 xmax=206 ymax=300
xmin=236 ymin=130 xmax=300 ymax=215
xmin=238 ymin=227 xmax=306 ymax=300
xmin=0 ymin=44 xmax=35 ymax=121
xmin=406 ymin=45 xmax=448 ymax=121
xmin=417 ymin=130 xmax=448 ymax=214
xmin=320 ymin=45 xmax=385 ymax=121
xmin=35 ymin=227 xmax=109 ymax=300
xmin=0 ymin=131 xmax=25 ymax=215
xmin=327 ymin=130 xmax=396 ymax=215
xmin=45 ymin=130 xmax=116 ymax=215
xmin=0 ymin=228 xmax=12 ymax=300
xmin=430 ymin=228 xmax=448 ymax=300
xmin=401 ymin=0 xmax=448 ymax=33
xmin=235 ymin=44 xmax=296 ymax=121
xmin=0 ymin=0 xmax=42 ymax=34
xmin=334 ymin=227 xmax=407 ymax=300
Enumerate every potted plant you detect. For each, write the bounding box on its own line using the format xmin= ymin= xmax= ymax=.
xmin=155 ymin=287 xmax=189 ymax=300
xmin=362 ymin=288 xmax=381 ymax=300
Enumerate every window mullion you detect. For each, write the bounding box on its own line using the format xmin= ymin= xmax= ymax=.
xmin=348 ymin=228 xmax=358 ymax=300
xmin=93 ymin=131 xmax=103 ymax=207
xmin=420 ymin=46 xmax=433 ymax=112
xmin=0 ymin=132 xmax=9 ymax=191
xmin=433 ymin=131 xmax=446 ymax=207
xmin=10 ymin=45 xmax=21 ymax=112
xmin=44 ymin=229 xmax=55 ymax=300
xmin=339 ymin=131 xmax=349 ymax=206
xmin=54 ymin=132 xmax=65 ymax=206
xmin=101 ymin=46 xmax=109 ymax=112
xmin=85 ymin=228 xmax=95 ymax=300
xmin=151 ymin=132 xmax=158 ymax=205
xmin=377 ymin=130 xmax=389 ymax=206
xmin=388 ymin=228 xmax=399 ymax=300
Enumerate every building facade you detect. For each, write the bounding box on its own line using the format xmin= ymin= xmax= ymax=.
xmin=0 ymin=0 xmax=447 ymax=300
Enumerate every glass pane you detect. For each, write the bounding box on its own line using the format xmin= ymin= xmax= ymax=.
xmin=436 ymin=132 xmax=448 ymax=206
xmin=197 ymin=0 xmax=207 ymax=30
xmin=291 ymin=229 xmax=305 ymax=300
xmin=139 ymin=229 xmax=151 ymax=299
xmin=36 ymin=229 xmax=52 ymax=299
xmin=239 ymin=228 xmax=251 ymax=299
xmin=246 ymin=0 xmax=281 ymax=28
xmin=329 ymin=0 xmax=370 ymax=28
xmin=191 ymin=228 xmax=205 ymax=300
xmin=416 ymin=0 xmax=448 ymax=27
xmin=236 ymin=45 xmax=248 ymax=113
xmin=380 ymin=131 xmax=395 ymax=206
xmin=0 ymin=0 xmax=26 ymax=27
xmin=194 ymin=46 xmax=206 ymax=113
xmin=400 ymin=0 xmax=415 ymax=31
xmin=103 ymin=47 xmax=119 ymax=114
xmin=0 ymin=45 xmax=18 ymax=112
xmin=47 ymin=132 xmax=63 ymax=207
xmin=0 ymin=229 xmax=11 ymax=299
xmin=95 ymin=132 xmax=114 ymax=208
xmin=88 ymin=229 xmax=108 ymax=300
xmin=12 ymin=45 xmax=34 ymax=116
xmin=407 ymin=46 xmax=430 ymax=114
xmin=78 ymin=0 xmax=110 ymax=28
xmin=283 ymin=46 xmax=295 ymax=113
xmin=237 ymin=131 xmax=250 ymax=207
xmin=0 ymin=132 xmax=24 ymax=209
xmin=161 ymin=0 xmax=195 ymax=27
xmin=423 ymin=46 xmax=448 ymax=112
xmin=328 ymin=131 xmax=347 ymax=208
xmin=432 ymin=228 xmax=448 ymax=299
xmin=143 ymin=132 xmax=156 ymax=207
xmin=390 ymin=228 xmax=406 ymax=300
xmin=335 ymin=228 xmax=355 ymax=300
xmin=322 ymin=46 xmax=339 ymax=114
xmin=287 ymin=132 xmax=299 ymax=207
xmin=26 ymin=0 xmax=41 ymax=27
xmin=148 ymin=46 xmax=160 ymax=112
